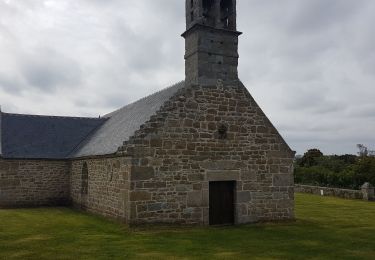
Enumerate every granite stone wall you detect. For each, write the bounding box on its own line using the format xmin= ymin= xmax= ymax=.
xmin=0 ymin=159 xmax=70 ymax=207
xmin=295 ymin=184 xmax=365 ymax=200
xmin=70 ymin=157 xmax=131 ymax=222
xmin=118 ymin=83 xmax=295 ymax=225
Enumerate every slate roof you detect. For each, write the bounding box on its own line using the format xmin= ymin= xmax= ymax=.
xmin=0 ymin=112 xmax=106 ymax=159
xmin=73 ymin=81 xmax=185 ymax=158
xmin=0 ymin=81 xmax=185 ymax=159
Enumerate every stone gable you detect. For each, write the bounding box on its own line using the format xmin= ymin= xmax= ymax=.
xmin=116 ymin=82 xmax=294 ymax=225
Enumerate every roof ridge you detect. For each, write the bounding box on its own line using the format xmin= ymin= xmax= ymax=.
xmin=105 ymin=81 xmax=185 ymax=118
xmin=1 ymin=112 xmax=105 ymax=120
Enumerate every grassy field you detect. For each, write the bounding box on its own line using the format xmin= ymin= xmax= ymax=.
xmin=0 ymin=194 xmax=375 ymax=260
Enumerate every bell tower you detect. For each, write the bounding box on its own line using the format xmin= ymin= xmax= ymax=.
xmin=182 ymin=0 xmax=242 ymax=86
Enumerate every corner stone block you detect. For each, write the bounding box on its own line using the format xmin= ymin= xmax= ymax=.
xmin=150 ymin=138 xmax=162 ymax=147
xmin=188 ymin=174 xmax=205 ymax=181
xmin=202 ymin=190 xmax=209 ymax=207
xmin=130 ymin=191 xmax=152 ymax=201
xmin=131 ymin=166 xmax=155 ymax=181
xmin=0 ymin=179 xmax=21 ymax=187
xmin=200 ymin=161 xmax=237 ymax=170
xmin=148 ymin=203 xmax=165 ymax=211
xmin=237 ymin=191 xmax=251 ymax=203
xmin=207 ymin=170 xmax=240 ymax=181
xmin=273 ymin=174 xmax=293 ymax=187
xmin=130 ymin=202 xmax=137 ymax=219
xmin=187 ymin=191 xmax=203 ymax=207
xmin=240 ymin=170 xmax=257 ymax=181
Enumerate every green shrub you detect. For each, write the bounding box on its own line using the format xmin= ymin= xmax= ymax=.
xmin=294 ymin=153 xmax=375 ymax=189
xmin=353 ymin=157 xmax=375 ymax=188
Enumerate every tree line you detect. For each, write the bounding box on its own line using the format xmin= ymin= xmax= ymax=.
xmin=294 ymin=145 xmax=375 ymax=189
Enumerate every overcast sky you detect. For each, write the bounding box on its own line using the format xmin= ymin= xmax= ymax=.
xmin=0 ymin=0 xmax=374 ymax=155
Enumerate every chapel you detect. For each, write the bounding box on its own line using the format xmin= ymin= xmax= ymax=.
xmin=0 ymin=0 xmax=295 ymax=225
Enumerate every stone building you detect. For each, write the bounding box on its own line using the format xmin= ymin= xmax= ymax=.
xmin=0 ymin=0 xmax=295 ymax=225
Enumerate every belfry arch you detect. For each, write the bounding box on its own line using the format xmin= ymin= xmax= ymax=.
xmin=220 ymin=0 xmax=233 ymax=29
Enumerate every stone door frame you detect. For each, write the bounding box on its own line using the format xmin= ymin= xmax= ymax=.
xmin=203 ymin=170 xmax=240 ymax=225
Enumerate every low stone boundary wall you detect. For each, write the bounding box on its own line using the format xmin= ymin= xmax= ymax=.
xmin=295 ymin=184 xmax=374 ymax=201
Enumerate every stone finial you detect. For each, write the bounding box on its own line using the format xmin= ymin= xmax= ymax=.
xmin=361 ymin=182 xmax=374 ymax=201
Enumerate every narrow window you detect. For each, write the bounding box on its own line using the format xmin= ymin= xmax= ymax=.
xmin=81 ymin=162 xmax=89 ymax=195
xmin=203 ymin=0 xmax=214 ymax=17
xmin=191 ymin=11 xmax=194 ymax=22
xmin=191 ymin=0 xmax=194 ymax=8
xmin=220 ymin=0 xmax=232 ymax=28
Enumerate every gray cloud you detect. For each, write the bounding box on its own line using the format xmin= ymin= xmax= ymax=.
xmin=20 ymin=48 xmax=82 ymax=92
xmin=0 ymin=74 xmax=22 ymax=94
xmin=0 ymin=0 xmax=374 ymax=155
xmin=287 ymin=0 xmax=363 ymax=34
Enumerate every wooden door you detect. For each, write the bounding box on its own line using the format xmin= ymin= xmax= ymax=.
xmin=209 ymin=181 xmax=235 ymax=225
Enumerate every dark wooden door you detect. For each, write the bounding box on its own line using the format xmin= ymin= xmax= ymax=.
xmin=209 ymin=181 xmax=235 ymax=225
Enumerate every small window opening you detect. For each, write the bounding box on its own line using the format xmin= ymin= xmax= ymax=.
xmin=191 ymin=0 xmax=194 ymax=8
xmin=203 ymin=0 xmax=214 ymax=17
xmin=218 ymin=124 xmax=228 ymax=139
xmin=108 ymin=164 xmax=114 ymax=182
xmin=225 ymin=19 xmax=229 ymax=28
xmin=81 ymin=162 xmax=89 ymax=195
xmin=220 ymin=0 xmax=232 ymax=29
xmin=191 ymin=11 xmax=194 ymax=22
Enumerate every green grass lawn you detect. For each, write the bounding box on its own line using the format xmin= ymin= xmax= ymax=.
xmin=0 ymin=194 xmax=375 ymax=260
